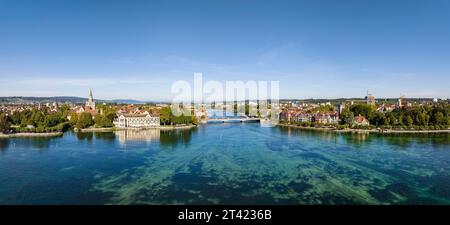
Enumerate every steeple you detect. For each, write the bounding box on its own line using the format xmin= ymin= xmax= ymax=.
xmin=89 ymin=88 xmax=93 ymax=100
xmin=85 ymin=88 xmax=96 ymax=110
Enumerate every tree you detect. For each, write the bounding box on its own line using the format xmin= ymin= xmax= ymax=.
xmin=369 ymin=111 xmax=386 ymax=126
xmin=385 ymin=112 xmax=396 ymax=126
xmin=94 ymin=114 xmax=114 ymax=128
xmin=405 ymin=115 xmax=414 ymax=127
xmin=160 ymin=107 xmax=172 ymax=125
xmin=76 ymin=112 xmax=93 ymax=129
xmin=44 ymin=114 xmax=61 ymax=127
xmin=350 ymin=104 xmax=373 ymax=117
xmin=0 ymin=113 xmax=10 ymax=133
xmin=340 ymin=107 xmax=354 ymax=125
xmin=69 ymin=112 xmax=79 ymax=125
xmin=432 ymin=112 xmax=445 ymax=126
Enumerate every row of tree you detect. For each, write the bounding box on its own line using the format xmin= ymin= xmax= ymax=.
xmin=2 ymin=105 xmax=72 ymax=133
xmin=160 ymin=107 xmax=198 ymax=126
xmin=340 ymin=103 xmax=450 ymax=129
xmin=68 ymin=112 xmax=116 ymax=129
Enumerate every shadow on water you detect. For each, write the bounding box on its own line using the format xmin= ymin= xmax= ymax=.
xmin=28 ymin=137 xmax=58 ymax=150
xmin=0 ymin=138 xmax=10 ymax=152
xmin=340 ymin=133 xmax=374 ymax=149
xmin=277 ymin=126 xmax=375 ymax=148
xmin=76 ymin=132 xmax=94 ymax=142
xmin=380 ymin=133 xmax=450 ymax=151
xmin=1 ymin=135 xmax=67 ymax=153
xmin=94 ymin=132 xmax=116 ymax=142
xmin=277 ymin=126 xmax=339 ymax=142
xmin=159 ymin=128 xmax=196 ymax=148
xmin=278 ymin=126 xmax=450 ymax=151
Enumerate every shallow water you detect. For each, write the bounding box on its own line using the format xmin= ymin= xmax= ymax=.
xmin=0 ymin=123 xmax=449 ymax=204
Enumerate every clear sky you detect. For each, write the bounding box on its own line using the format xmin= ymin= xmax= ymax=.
xmin=1 ymin=0 xmax=449 ymax=101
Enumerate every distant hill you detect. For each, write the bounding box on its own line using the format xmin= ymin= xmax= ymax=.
xmin=0 ymin=96 xmax=156 ymax=105
xmin=0 ymin=96 xmax=108 ymax=104
xmin=110 ymin=99 xmax=148 ymax=104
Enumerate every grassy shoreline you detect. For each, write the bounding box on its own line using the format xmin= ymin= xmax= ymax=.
xmin=278 ymin=124 xmax=450 ymax=134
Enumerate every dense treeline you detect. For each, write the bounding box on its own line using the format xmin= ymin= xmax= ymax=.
xmin=340 ymin=103 xmax=450 ymax=130
xmin=3 ymin=105 xmax=72 ymax=133
xmin=160 ymin=107 xmax=198 ymax=126
xmin=0 ymin=104 xmax=119 ymax=133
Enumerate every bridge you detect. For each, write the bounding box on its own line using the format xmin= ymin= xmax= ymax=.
xmin=207 ymin=117 xmax=261 ymax=123
xmin=206 ymin=112 xmax=260 ymax=123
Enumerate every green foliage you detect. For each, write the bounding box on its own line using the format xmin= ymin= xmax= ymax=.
xmin=12 ymin=121 xmax=71 ymax=133
xmin=350 ymin=104 xmax=374 ymax=117
xmin=92 ymin=107 xmax=117 ymax=128
xmin=0 ymin=113 xmax=10 ymax=133
xmin=76 ymin=112 xmax=93 ymax=129
xmin=159 ymin=106 xmax=195 ymax=126
xmin=69 ymin=112 xmax=79 ymax=125
xmin=340 ymin=107 xmax=354 ymax=125
xmin=6 ymin=108 xmax=70 ymax=133
xmin=369 ymin=111 xmax=386 ymax=126
xmin=160 ymin=107 xmax=172 ymax=125
xmin=311 ymin=105 xmax=334 ymax=113
xmin=94 ymin=114 xmax=114 ymax=128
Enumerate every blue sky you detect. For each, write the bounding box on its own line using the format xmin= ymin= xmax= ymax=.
xmin=1 ymin=0 xmax=449 ymax=101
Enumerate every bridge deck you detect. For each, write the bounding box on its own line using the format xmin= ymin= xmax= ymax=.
xmin=207 ymin=118 xmax=260 ymax=122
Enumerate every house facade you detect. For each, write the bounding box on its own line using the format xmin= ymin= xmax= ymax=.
xmin=113 ymin=113 xmax=160 ymax=128
xmin=353 ymin=114 xmax=370 ymax=126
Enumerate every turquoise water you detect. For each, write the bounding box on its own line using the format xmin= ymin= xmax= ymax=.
xmin=0 ymin=123 xmax=449 ymax=204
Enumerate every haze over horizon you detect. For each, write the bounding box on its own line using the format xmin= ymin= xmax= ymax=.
xmin=1 ymin=0 xmax=450 ymax=101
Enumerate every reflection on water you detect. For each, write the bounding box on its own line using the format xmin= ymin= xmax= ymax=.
xmin=278 ymin=126 xmax=450 ymax=151
xmin=95 ymin=132 xmax=116 ymax=142
xmin=160 ymin=128 xmax=195 ymax=148
xmin=115 ymin=129 xmax=160 ymax=145
xmin=77 ymin=132 xmax=93 ymax=142
xmin=0 ymin=138 xmax=10 ymax=152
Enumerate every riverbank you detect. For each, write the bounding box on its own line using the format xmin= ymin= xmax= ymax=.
xmin=79 ymin=124 xmax=197 ymax=132
xmin=278 ymin=124 xmax=450 ymax=134
xmin=0 ymin=132 xmax=64 ymax=138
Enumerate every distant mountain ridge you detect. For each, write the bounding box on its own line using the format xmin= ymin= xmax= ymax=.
xmin=0 ymin=96 xmax=107 ymax=104
xmin=0 ymin=96 xmax=153 ymax=104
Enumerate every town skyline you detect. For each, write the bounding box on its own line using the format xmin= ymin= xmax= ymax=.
xmin=1 ymin=0 xmax=450 ymax=100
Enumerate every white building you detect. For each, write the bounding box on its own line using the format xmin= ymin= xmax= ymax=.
xmin=114 ymin=113 xmax=160 ymax=128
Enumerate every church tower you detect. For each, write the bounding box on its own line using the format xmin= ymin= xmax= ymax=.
xmin=85 ymin=88 xmax=96 ymax=110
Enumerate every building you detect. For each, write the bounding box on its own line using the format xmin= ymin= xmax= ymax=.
xmin=114 ymin=112 xmax=160 ymax=128
xmin=366 ymin=93 xmax=376 ymax=105
xmin=313 ymin=113 xmax=339 ymax=124
xmin=354 ymin=114 xmax=370 ymax=126
xmin=85 ymin=89 xmax=96 ymax=111
xmin=84 ymin=89 xmax=98 ymax=117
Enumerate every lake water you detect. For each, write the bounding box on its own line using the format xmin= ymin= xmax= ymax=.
xmin=1 ymin=123 xmax=449 ymax=204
